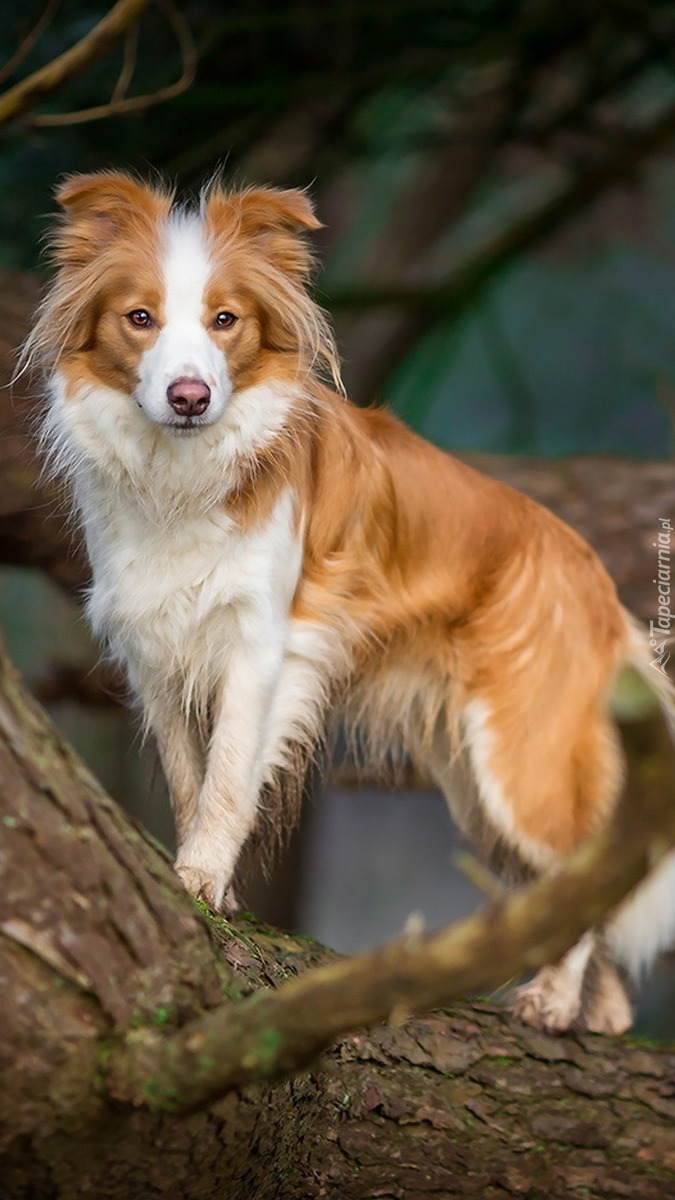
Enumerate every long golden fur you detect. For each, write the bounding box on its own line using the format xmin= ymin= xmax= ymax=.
xmin=28 ymin=170 xmax=675 ymax=1035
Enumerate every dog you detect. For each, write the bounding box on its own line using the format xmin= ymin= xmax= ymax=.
xmin=26 ymin=169 xmax=675 ymax=1035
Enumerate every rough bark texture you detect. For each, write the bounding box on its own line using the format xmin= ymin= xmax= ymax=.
xmin=1 ymin=633 xmax=675 ymax=1200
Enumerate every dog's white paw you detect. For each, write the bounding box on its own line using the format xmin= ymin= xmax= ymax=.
xmin=508 ymin=970 xmax=582 ymax=1034
xmin=223 ymin=885 xmax=241 ymax=915
xmin=175 ymin=861 xmax=221 ymax=910
xmin=174 ymin=852 xmax=237 ymax=913
xmin=174 ymin=825 xmax=242 ymax=914
xmin=583 ymin=963 xmax=633 ymax=1036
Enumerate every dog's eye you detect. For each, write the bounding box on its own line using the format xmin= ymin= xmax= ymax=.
xmin=126 ymin=309 xmax=153 ymax=329
xmin=214 ymin=311 xmax=238 ymax=329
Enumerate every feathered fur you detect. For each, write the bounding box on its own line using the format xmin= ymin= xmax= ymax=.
xmin=29 ymin=169 xmax=675 ymax=1035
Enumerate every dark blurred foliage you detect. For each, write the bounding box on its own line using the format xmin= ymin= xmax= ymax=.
xmin=3 ymin=0 xmax=675 ymax=452
xmin=0 ymin=0 xmax=521 ymax=255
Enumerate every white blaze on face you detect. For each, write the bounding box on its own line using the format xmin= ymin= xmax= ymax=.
xmin=135 ymin=213 xmax=232 ymax=429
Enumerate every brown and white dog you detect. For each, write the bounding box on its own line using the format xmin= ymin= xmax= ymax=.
xmin=27 ymin=170 xmax=675 ymax=1034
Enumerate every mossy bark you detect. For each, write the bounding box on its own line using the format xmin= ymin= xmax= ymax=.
xmin=1 ymin=634 xmax=674 ymax=1200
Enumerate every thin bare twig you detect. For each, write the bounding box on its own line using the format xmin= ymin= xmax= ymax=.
xmin=0 ymin=0 xmax=150 ymax=127
xmin=0 ymin=0 xmax=63 ymax=88
xmin=26 ymin=0 xmax=196 ymax=127
xmin=111 ymin=20 xmax=139 ymax=103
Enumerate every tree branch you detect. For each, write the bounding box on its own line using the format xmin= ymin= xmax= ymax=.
xmin=111 ymin=17 xmax=139 ymax=102
xmin=0 ymin=0 xmax=151 ymax=127
xmin=26 ymin=0 xmax=196 ymax=127
xmin=1 ymin=610 xmax=674 ymax=1196
xmin=106 ymin=750 xmax=675 ymax=1112
xmin=0 ymin=0 xmax=62 ymax=88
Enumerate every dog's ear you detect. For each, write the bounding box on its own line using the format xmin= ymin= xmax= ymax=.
xmin=205 ymin=185 xmax=322 ymax=281
xmin=52 ymin=171 xmax=172 ymax=265
xmin=234 ymin=187 xmax=322 ymax=235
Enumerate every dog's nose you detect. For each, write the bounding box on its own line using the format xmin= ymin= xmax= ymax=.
xmin=166 ymin=377 xmax=211 ymax=417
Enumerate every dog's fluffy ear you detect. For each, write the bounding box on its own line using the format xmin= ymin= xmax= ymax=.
xmin=52 ymin=171 xmax=173 ymax=264
xmin=56 ymin=170 xmax=172 ymax=219
xmin=204 ymin=184 xmax=322 ymax=281
xmin=234 ymin=187 xmax=322 ymax=235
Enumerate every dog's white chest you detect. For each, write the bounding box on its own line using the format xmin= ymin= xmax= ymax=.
xmin=84 ymin=488 xmax=301 ymax=687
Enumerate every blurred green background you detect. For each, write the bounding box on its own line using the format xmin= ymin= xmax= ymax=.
xmin=0 ymin=0 xmax=674 ymax=1034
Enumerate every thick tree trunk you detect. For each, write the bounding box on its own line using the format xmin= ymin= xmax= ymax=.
xmin=1 ymin=633 xmax=674 ymax=1200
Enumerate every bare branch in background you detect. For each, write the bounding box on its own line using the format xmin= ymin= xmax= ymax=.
xmin=111 ymin=17 xmax=139 ymax=103
xmin=0 ymin=0 xmax=151 ymax=127
xmin=27 ymin=0 xmax=197 ymax=127
xmin=0 ymin=0 xmax=63 ymax=88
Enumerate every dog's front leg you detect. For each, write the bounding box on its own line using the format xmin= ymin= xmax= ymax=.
xmin=174 ymin=631 xmax=283 ymax=911
xmin=149 ymin=698 xmax=205 ymax=846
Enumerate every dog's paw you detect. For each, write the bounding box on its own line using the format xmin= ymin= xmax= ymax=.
xmin=175 ymin=861 xmax=220 ymax=909
xmin=175 ymin=857 xmax=234 ymax=913
xmin=507 ymin=971 xmax=581 ymax=1034
xmin=222 ymin=885 xmax=241 ymax=916
xmin=583 ymin=963 xmax=633 ymax=1036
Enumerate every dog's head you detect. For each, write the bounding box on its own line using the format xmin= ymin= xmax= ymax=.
xmin=33 ymin=170 xmax=339 ymax=436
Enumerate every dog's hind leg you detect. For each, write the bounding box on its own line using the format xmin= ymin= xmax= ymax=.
xmin=582 ymin=948 xmax=633 ymax=1036
xmin=424 ymin=686 xmax=627 ymax=1032
xmin=464 ymin=696 xmax=626 ymax=1031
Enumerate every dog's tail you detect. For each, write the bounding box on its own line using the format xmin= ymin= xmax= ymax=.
xmin=605 ymin=615 xmax=675 ymax=978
